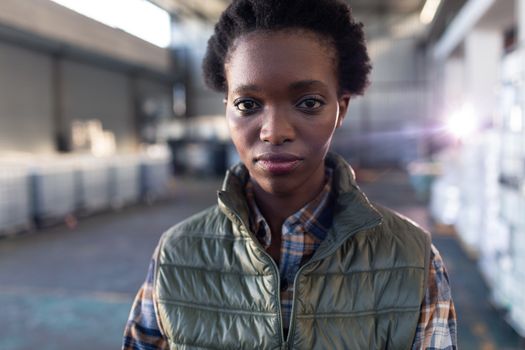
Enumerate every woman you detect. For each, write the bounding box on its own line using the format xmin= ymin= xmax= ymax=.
xmin=123 ymin=0 xmax=457 ymax=349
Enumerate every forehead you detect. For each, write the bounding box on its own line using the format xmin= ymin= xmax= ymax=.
xmin=224 ymin=30 xmax=338 ymax=94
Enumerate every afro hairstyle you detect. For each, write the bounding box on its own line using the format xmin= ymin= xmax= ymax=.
xmin=202 ymin=0 xmax=372 ymax=96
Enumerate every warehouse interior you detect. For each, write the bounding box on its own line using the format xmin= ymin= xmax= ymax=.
xmin=0 ymin=0 xmax=524 ymax=348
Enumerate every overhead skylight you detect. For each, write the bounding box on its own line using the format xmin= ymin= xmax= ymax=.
xmin=50 ymin=0 xmax=171 ymax=48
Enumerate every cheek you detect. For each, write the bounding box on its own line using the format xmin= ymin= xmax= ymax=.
xmin=302 ymin=118 xmax=338 ymax=150
xmin=226 ymin=114 xmax=255 ymax=154
xmin=306 ymin=130 xmax=335 ymax=151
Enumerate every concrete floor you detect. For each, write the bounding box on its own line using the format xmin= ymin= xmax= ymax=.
xmin=0 ymin=172 xmax=523 ymax=349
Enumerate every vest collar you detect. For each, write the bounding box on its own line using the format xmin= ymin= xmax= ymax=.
xmin=313 ymin=153 xmax=383 ymax=260
xmin=217 ymin=162 xmax=252 ymax=233
xmin=217 ymin=152 xmax=383 ymax=246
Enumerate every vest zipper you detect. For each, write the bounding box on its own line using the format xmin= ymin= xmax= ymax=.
xmin=285 ymin=217 xmax=383 ymax=347
xmin=227 ymin=207 xmax=382 ymax=348
xmin=231 ymin=214 xmax=286 ymax=346
xmin=265 ymin=243 xmax=286 ymax=346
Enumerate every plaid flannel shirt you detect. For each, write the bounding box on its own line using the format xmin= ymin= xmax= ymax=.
xmin=123 ymin=172 xmax=457 ymax=350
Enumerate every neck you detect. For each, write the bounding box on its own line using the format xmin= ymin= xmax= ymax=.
xmin=252 ymin=165 xmax=326 ymax=235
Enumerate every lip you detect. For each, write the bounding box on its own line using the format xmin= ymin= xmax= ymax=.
xmin=255 ymin=153 xmax=303 ymax=175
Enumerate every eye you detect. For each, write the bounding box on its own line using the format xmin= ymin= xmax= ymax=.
xmin=296 ymin=97 xmax=325 ymax=111
xmin=234 ymin=98 xmax=261 ymax=113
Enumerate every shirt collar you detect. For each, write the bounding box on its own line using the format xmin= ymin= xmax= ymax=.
xmin=218 ymin=153 xmax=383 ymax=253
xmin=245 ymin=168 xmax=334 ymax=249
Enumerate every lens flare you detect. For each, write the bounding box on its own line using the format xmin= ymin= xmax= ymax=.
xmin=446 ymin=104 xmax=478 ymax=139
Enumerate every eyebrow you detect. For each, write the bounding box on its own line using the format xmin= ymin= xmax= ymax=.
xmin=289 ymin=80 xmax=328 ymax=91
xmin=232 ymin=80 xmax=328 ymax=95
xmin=232 ymin=84 xmax=261 ymax=95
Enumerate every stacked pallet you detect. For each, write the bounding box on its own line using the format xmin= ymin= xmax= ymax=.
xmin=75 ymin=156 xmax=111 ymax=214
xmin=0 ymin=160 xmax=31 ymax=235
xmin=140 ymin=154 xmax=172 ymax=203
xmin=109 ymin=155 xmax=141 ymax=208
xmin=0 ymin=150 xmax=173 ymax=235
xmin=30 ymin=156 xmax=77 ymax=227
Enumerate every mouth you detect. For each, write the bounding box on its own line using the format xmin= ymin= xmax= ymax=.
xmin=255 ymin=153 xmax=303 ymax=175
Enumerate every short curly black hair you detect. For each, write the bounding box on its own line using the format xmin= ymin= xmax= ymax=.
xmin=202 ymin=0 xmax=371 ymax=96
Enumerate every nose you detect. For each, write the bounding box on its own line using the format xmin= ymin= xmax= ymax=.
xmin=259 ymin=108 xmax=295 ymax=145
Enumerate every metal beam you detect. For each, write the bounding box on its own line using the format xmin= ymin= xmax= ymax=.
xmin=433 ymin=0 xmax=496 ymax=60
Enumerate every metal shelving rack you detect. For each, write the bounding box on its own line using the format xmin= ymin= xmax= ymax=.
xmin=430 ymin=47 xmax=525 ymax=337
xmin=496 ymin=48 xmax=525 ymax=336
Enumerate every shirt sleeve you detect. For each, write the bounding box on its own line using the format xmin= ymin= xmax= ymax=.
xmin=122 ymin=248 xmax=168 ymax=350
xmin=412 ymin=244 xmax=458 ymax=350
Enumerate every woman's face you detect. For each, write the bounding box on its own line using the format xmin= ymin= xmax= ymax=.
xmin=224 ymin=30 xmax=350 ymax=196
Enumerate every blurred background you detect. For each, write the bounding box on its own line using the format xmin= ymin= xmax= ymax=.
xmin=0 ymin=0 xmax=524 ymax=349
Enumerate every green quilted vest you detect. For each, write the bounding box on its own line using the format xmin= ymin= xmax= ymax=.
xmin=154 ymin=153 xmax=431 ymax=349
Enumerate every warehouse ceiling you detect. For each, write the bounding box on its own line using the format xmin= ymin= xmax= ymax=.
xmin=151 ymin=0 xmax=426 ymax=24
xmin=349 ymin=0 xmax=425 ymax=16
xmin=150 ymin=0 xmax=486 ymax=46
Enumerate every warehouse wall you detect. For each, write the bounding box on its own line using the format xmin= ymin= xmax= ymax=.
xmin=0 ymin=41 xmax=55 ymax=154
xmin=134 ymin=77 xmax=176 ymax=143
xmin=337 ymin=37 xmax=429 ymax=166
xmin=171 ymin=19 xmax=223 ymax=117
xmin=0 ymin=40 xmax=176 ymax=154
xmin=62 ymin=60 xmax=135 ymax=152
xmin=135 ymin=77 xmax=174 ymax=120
xmin=136 ymin=78 xmax=172 ymax=100
xmin=0 ymin=0 xmax=176 ymax=155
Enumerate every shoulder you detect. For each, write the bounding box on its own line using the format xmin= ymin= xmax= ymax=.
xmin=372 ymin=203 xmax=431 ymax=246
xmin=165 ymin=205 xmax=230 ymax=236
xmin=158 ymin=205 xmax=231 ymax=250
xmin=364 ymin=204 xmax=432 ymax=271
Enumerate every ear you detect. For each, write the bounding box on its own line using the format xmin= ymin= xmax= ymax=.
xmin=336 ymin=93 xmax=351 ymax=128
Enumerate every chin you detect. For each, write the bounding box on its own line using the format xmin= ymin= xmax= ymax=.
xmin=252 ymin=175 xmax=303 ymax=196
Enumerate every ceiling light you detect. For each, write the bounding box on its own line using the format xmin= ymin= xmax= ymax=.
xmin=420 ymin=0 xmax=442 ymax=25
xmin=50 ymin=0 xmax=171 ymax=48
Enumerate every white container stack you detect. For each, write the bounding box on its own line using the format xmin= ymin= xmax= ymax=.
xmin=30 ymin=156 xmax=77 ymax=225
xmin=449 ymin=130 xmax=501 ymax=259
xmin=109 ymin=155 xmax=140 ymax=208
xmin=0 ymin=149 xmax=173 ymax=235
xmin=429 ymin=151 xmax=461 ymax=226
xmin=455 ymin=138 xmax=485 ymax=253
xmin=140 ymin=154 xmax=172 ymax=202
xmin=75 ymin=156 xmax=111 ymax=213
xmin=509 ymin=220 xmax=525 ymax=336
xmin=495 ymin=49 xmax=525 ymax=335
xmin=0 ymin=160 xmax=31 ymax=235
